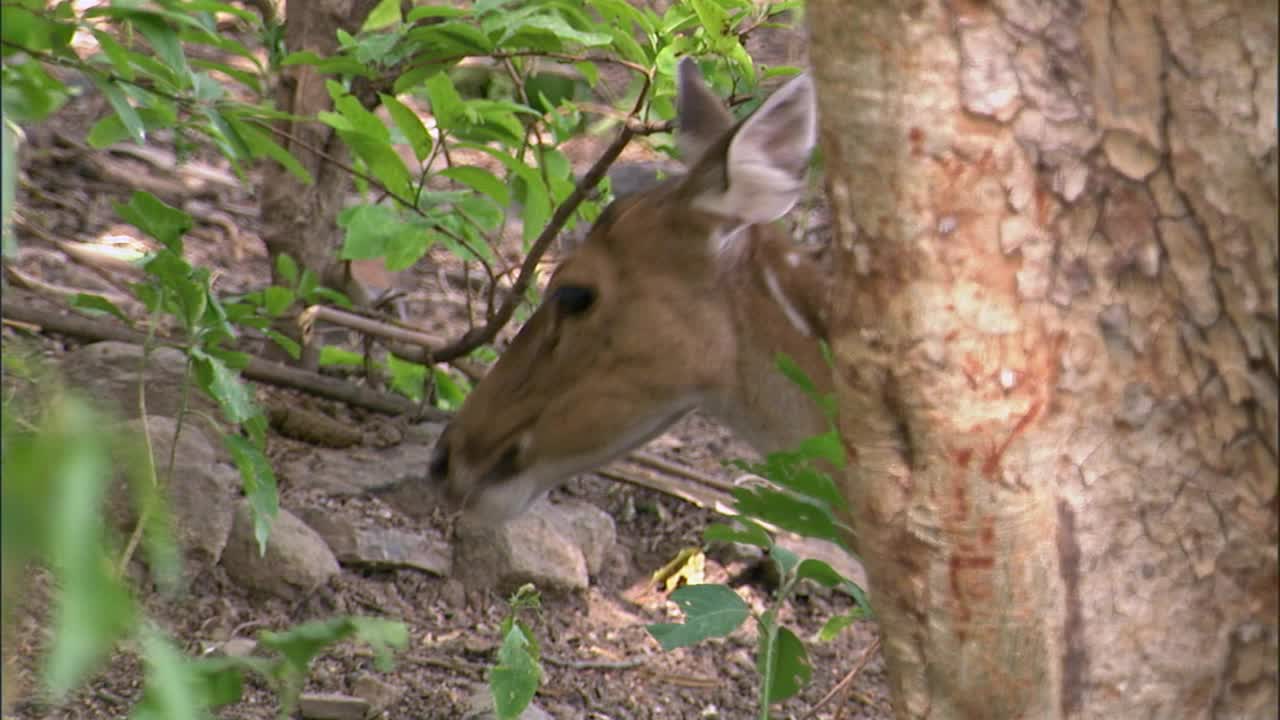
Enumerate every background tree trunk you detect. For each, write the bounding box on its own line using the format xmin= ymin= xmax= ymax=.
xmin=259 ymin=0 xmax=381 ymax=293
xmin=807 ymin=2 xmax=1277 ymax=718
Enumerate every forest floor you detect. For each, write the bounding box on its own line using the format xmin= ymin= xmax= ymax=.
xmin=3 ymin=23 xmax=892 ymax=720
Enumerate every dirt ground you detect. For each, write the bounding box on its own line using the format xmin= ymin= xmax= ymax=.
xmin=3 ymin=31 xmax=891 ymax=720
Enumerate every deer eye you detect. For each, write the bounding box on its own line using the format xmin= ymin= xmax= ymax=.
xmin=553 ymin=285 xmax=596 ymax=316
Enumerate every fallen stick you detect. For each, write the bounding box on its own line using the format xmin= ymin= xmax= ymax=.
xmin=1 ymin=293 xmax=446 ymax=420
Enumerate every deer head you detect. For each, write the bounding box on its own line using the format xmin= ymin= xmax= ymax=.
xmin=430 ymin=58 xmax=825 ymax=522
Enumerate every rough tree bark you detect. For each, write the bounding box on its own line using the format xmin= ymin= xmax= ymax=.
xmin=807 ymin=2 xmax=1277 ymax=719
xmin=259 ymin=0 xmax=381 ymax=293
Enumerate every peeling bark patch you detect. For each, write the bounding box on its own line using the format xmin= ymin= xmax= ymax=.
xmin=1056 ymin=500 xmax=1087 ymax=717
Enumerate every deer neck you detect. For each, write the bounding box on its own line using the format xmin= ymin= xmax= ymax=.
xmin=702 ymin=227 xmax=834 ymax=455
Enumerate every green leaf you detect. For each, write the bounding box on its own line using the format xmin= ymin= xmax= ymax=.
xmin=770 ymin=545 xmax=799 ymax=578
xmin=758 ymin=625 xmax=811 ymax=703
xmin=386 ymin=355 xmax=427 ymax=402
xmin=818 ymin=611 xmax=864 ymax=643
xmin=114 ymin=192 xmax=191 ymax=250
xmin=226 ymin=116 xmax=314 ymax=184
xmin=264 ymin=329 xmax=302 ymax=360
xmin=424 ymin=71 xmax=465 ymax=130
xmin=490 ymin=624 xmax=541 ymax=720
xmin=70 ymin=293 xmax=131 ymax=323
xmin=1 ymin=4 xmax=75 ymax=54
xmin=794 ymin=558 xmax=844 ymax=588
xmin=262 ymin=285 xmax=295 ymax=317
xmin=441 ymin=166 xmax=509 ymax=206
xmin=130 ymin=627 xmax=204 ymax=720
xmin=90 ymin=29 xmax=136 ymax=80
xmin=338 ymin=204 xmax=402 ymax=259
xmin=328 ymin=80 xmax=389 ymax=140
xmin=775 ymin=352 xmax=816 ymax=395
xmin=258 ymin=617 xmax=408 ymax=677
xmin=223 ymin=433 xmax=278 ymax=556
xmin=732 ymin=486 xmax=844 ymax=546
xmin=92 ymin=77 xmax=146 ymax=145
xmin=40 ymin=399 xmax=135 ymax=696
xmin=318 ymin=346 xmax=364 ymax=367
xmin=275 ymin=253 xmax=299 ymax=286
xmin=431 ymin=367 xmax=469 ymax=410
xmin=86 ymin=108 xmax=177 ymax=149
xmin=342 ymin=130 xmax=414 ymax=200
xmin=361 ymin=0 xmax=401 ymax=31
xmin=505 ymin=14 xmax=611 ymax=46
xmin=574 ymin=61 xmax=599 ymax=88
xmin=645 ymin=584 xmax=749 ymax=651
xmin=702 ymin=518 xmax=771 ymax=548
xmin=405 ymin=5 xmax=470 ymax=22
xmin=190 ymin=348 xmax=258 ymax=425
xmin=380 ymin=93 xmax=433 ymax=162
xmin=129 ymin=12 xmax=192 ymax=86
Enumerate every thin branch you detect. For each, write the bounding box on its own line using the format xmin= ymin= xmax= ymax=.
xmin=411 ymin=123 xmax=636 ymax=363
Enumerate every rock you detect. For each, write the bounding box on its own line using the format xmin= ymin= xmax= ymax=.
xmin=61 ymin=341 xmax=227 ymax=439
xmin=217 ymin=637 xmax=259 ymax=659
xmin=462 ymin=684 xmax=552 ymax=720
xmin=352 ymin=673 xmax=402 ymax=714
xmin=278 ymin=439 xmax=441 ymax=497
xmin=106 ymin=416 xmax=239 ymax=569
xmin=452 ymin=507 xmax=588 ymax=593
xmin=297 ymin=509 xmax=451 ymax=576
xmin=538 ymin=498 xmax=616 ymax=577
xmin=297 ymin=692 xmax=369 ymax=720
xmin=221 ymin=502 xmax=339 ymax=598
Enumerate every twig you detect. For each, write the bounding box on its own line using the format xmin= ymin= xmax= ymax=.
xmin=300 ymin=305 xmax=446 ymax=349
xmin=415 ymin=124 xmax=636 ymax=363
xmin=596 ymin=466 xmax=736 ymax=514
xmin=2 ymin=262 xmax=139 ymax=313
xmin=627 ymin=450 xmax=738 ymax=494
xmin=804 ymin=637 xmax=881 ymax=720
xmin=542 ymin=654 xmax=646 ymax=671
xmin=0 ymin=292 xmax=447 ymax=419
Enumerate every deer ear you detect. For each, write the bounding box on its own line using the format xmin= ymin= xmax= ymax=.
xmin=691 ymin=72 xmax=817 ymax=226
xmin=676 ymin=58 xmax=735 ymax=165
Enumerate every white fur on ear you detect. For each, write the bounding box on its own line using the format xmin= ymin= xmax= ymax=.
xmin=692 ymin=73 xmax=817 ymax=226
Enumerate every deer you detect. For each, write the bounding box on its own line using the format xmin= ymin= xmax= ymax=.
xmin=429 ymin=57 xmax=835 ymax=523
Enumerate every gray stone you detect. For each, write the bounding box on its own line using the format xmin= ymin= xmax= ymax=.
xmin=352 ymin=673 xmax=402 ymax=714
xmin=61 ymin=341 xmax=228 ymax=439
xmin=278 ymin=442 xmax=439 ymax=497
xmin=462 ymin=684 xmax=552 ymax=720
xmin=297 ymin=692 xmax=369 ymax=720
xmin=538 ymin=498 xmax=616 ymax=577
xmin=221 ymin=502 xmax=339 ymax=598
xmin=297 ymin=509 xmax=451 ymax=576
xmin=452 ymin=507 xmax=588 ymax=593
xmin=107 ymin=416 xmax=239 ymax=569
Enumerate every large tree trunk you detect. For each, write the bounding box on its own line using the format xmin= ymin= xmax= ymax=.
xmin=807 ymin=2 xmax=1277 ymax=718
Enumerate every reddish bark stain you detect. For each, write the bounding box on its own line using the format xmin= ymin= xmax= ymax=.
xmin=980 ymin=517 xmax=995 ymax=546
xmin=909 ymin=127 xmax=924 ymax=144
xmin=961 ymin=353 xmax=983 ymax=390
xmin=952 ymin=555 xmax=996 ymax=570
xmin=953 ymin=476 xmax=969 ymax=521
xmin=952 ymin=447 xmax=973 ymax=468
xmin=982 ymin=398 xmax=1045 ymax=479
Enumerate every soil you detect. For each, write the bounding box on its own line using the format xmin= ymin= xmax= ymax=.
xmin=3 ymin=22 xmax=891 ymax=720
